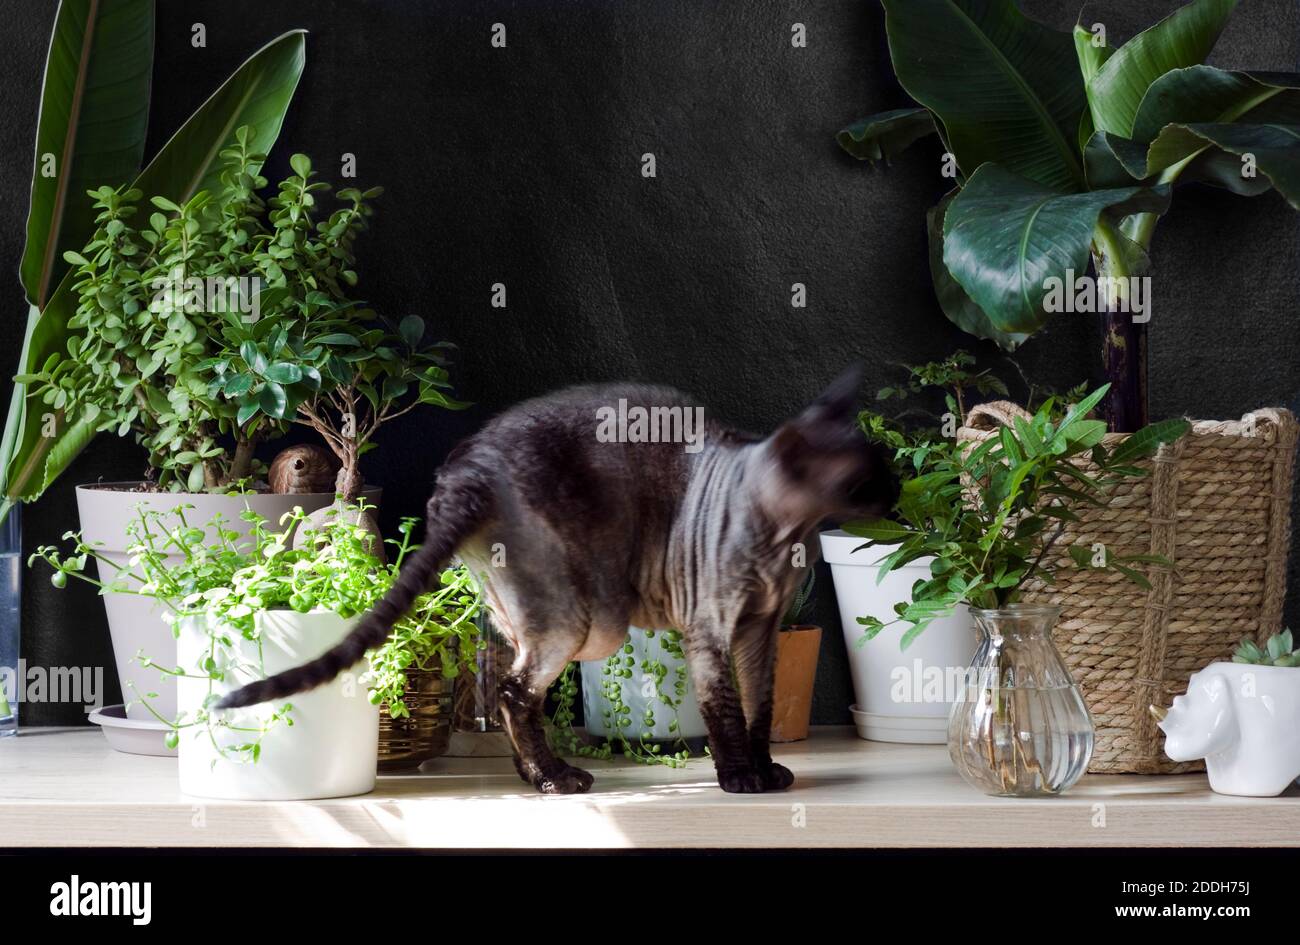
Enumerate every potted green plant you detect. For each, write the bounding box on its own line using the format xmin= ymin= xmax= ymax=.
xmin=770 ymin=570 xmax=821 ymax=743
xmin=32 ymin=503 xmax=479 ymax=798
xmin=15 ymin=134 xmax=463 ymax=745
xmin=847 ymin=384 xmax=1189 ymax=796
xmin=1155 ymin=630 xmax=1300 ymax=796
xmin=837 ymin=0 xmax=1299 ymax=772
xmin=551 ymin=628 xmax=706 ymax=769
xmin=0 ymin=5 xmax=300 ymax=734
xmin=821 ymin=352 xmax=1011 ymax=743
xmin=367 ymin=564 xmax=481 ymax=770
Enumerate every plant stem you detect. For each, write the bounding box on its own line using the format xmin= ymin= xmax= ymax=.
xmin=1092 ymin=219 xmax=1147 ymax=432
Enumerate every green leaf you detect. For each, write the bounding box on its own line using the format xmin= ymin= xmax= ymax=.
xmin=843 ymin=518 xmax=912 ymax=543
xmin=943 ymin=164 xmax=1170 ymax=334
xmin=397 ymin=315 xmax=424 ymax=348
xmin=1108 ymin=417 xmax=1191 ymax=465
xmin=1131 ymin=66 xmax=1300 ymax=144
xmin=836 ymin=108 xmax=938 ymax=162
xmin=259 ymin=382 xmax=287 ymax=419
xmin=1086 ymin=0 xmax=1239 ymax=137
xmin=1073 ymin=24 xmax=1114 ymax=86
xmin=880 ymin=0 xmax=1086 ymax=191
xmin=1144 ymin=123 xmax=1300 ymax=209
xmin=926 ymin=192 xmax=1028 ymax=351
xmin=20 ymin=0 xmax=154 ymax=308
xmin=289 ymin=153 xmax=312 ymax=178
xmin=3 ymin=30 xmax=308 ymax=505
xmin=263 ymin=362 xmax=303 ymax=384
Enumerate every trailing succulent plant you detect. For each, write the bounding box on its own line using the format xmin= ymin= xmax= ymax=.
xmin=1232 ymin=629 xmax=1300 ymax=667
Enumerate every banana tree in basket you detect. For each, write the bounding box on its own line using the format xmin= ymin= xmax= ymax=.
xmin=839 ymin=0 xmax=1300 ymax=431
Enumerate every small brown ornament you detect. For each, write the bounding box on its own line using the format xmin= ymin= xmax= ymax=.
xmin=268 ymin=444 xmax=342 ymax=494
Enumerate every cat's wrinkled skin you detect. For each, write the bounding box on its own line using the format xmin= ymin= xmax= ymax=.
xmin=218 ymin=366 xmax=897 ymax=795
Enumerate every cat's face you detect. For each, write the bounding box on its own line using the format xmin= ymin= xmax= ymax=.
xmin=761 ymin=365 xmax=898 ymax=526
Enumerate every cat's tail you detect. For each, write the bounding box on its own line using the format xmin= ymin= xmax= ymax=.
xmin=214 ymin=454 xmax=494 ymax=710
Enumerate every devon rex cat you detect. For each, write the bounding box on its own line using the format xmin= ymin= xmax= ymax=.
xmin=218 ymin=366 xmax=896 ymax=794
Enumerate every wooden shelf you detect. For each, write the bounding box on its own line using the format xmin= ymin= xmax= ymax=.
xmin=1 ymin=727 xmax=1296 ymax=848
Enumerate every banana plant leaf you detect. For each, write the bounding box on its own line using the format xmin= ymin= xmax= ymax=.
xmin=1086 ymin=0 xmax=1238 ymax=138
xmin=926 ymin=192 xmax=1028 ymax=350
xmin=879 ymin=0 xmax=1086 ymax=192
xmin=20 ymin=0 xmax=154 ymax=310
xmin=942 ymin=164 xmax=1170 ymax=334
xmin=1 ymin=30 xmax=307 ymax=508
xmin=836 ymin=108 xmax=937 ymax=162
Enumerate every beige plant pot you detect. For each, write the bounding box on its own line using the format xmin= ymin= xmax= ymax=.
xmin=771 ymin=624 xmax=822 ymax=743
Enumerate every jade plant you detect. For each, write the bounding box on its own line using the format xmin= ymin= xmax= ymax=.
xmin=19 ymin=128 xmax=460 ymax=495
xmin=31 ymin=501 xmax=481 ymax=760
xmin=1232 ymin=629 xmax=1299 ymax=667
xmin=849 ymin=384 xmax=1190 ymax=648
xmin=838 ymin=0 xmax=1300 ymax=431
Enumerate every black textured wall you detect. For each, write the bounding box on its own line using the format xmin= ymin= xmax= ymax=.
xmin=1 ymin=0 xmax=1297 ymax=725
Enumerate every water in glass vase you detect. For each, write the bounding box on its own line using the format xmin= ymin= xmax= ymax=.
xmin=948 ymin=604 xmax=1093 ymax=796
xmin=0 ymin=505 xmax=19 ymax=736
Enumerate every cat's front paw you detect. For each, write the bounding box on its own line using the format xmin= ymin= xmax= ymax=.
xmin=716 ymin=766 xmax=767 ymax=794
xmin=534 ymin=764 xmax=595 ymax=795
xmin=760 ymin=762 xmax=795 ymax=791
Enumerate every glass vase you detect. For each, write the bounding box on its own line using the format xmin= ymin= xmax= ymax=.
xmin=948 ymin=604 xmax=1093 ymax=796
xmin=0 ymin=505 xmax=19 ymax=737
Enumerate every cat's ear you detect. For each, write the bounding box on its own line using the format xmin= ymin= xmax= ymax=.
xmin=806 ymin=363 xmax=863 ymax=420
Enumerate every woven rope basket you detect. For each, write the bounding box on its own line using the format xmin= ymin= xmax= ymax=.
xmin=957 ymin=402 xmax=1298 ymax=774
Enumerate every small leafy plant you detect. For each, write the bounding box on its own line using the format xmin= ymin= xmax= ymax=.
xmin=31 ymin=502 xmax=481 ymax=759
xmin=1233 ymin=629 xmax=1299 ymax=667
xmin=549 ymin=629 xmax=699 ymax=769
xmin=366 ymin=566 xmax=482 ymax=717
xmin=848 ymin=383 xmax=1190 ymax=649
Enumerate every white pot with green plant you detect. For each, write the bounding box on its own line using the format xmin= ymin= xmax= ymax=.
xmin=33 ymin=502 xmax=473 ymax=799
xmin=822 ymin=353 xmax=1025 ymax=743
xmin=848 ymin=383 xmax=1189 ymax=796
xmin=16 ymin=129 xmax=462 ymax=740
xmin=1154 ymin=630 xmax=1300 ymax=797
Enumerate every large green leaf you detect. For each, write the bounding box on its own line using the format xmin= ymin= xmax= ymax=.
xmin=836 ymin=108 xmax=937 ymax=162
xmin=1132 ymin=66 xmax=1300 ymax=142
xmin=1086 ymin=0 xmax=1238 ymax=137
xmin=926 ymin=192 xmax=1028 ymax=350
xmin=20 ymin=0 xmax=154 ymax=309
xmin=942 ymin=164 xmax=1169 ymax=333
xmin=880 ymin=0 xmax=1086 ymax=191
xmin=2 ymin=30 xmax=307 ymax=504
xmin=1145 ymin=123 xmax=1300 ymax=207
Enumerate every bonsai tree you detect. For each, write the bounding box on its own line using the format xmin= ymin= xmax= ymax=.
xmin=838 ymin=0 xmax=1300 ymax=430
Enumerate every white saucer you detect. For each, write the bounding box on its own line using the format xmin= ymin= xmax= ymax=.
xmin=849 ymin=704 xmax=949 ymax=745
xmin=88 ymin=704 xmax=176 ymax=757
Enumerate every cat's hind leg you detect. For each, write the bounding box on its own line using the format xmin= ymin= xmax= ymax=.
xmin=497 ymin=637 xmax=595 ymax=795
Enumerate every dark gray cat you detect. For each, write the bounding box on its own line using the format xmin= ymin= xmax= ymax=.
xmin=218 ymin=366 xmax=896 ymax=794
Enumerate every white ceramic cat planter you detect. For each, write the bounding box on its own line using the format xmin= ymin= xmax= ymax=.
xmin=1156 ymin=662 xmax=1300 ymax=797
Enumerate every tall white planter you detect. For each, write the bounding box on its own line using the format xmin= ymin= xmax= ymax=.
xmin=76 ymin=484 xmax=379 ymax=726
xmin=581 ymin=627 xmax=708 ymax=741
xmin=176 ymin=609 xmax=379 ymax=801
xmin=820 ymin=530 xmax=976 ymax=744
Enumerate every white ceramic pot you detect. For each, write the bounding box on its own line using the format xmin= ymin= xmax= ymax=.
xmin=175 ymin=609 xmax=379 ymax=800
xmin=581 ymin=627 xmax=707 ymax=741
xmin=1158 ymin=662 xmax=1300 ymax=797
xmin=819 ymin=530 xmax=977 ymax=744
xmin=76 ymin=483 xmax=379 ymax=725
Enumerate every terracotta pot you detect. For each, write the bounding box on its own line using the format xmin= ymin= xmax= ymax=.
xmin=770 ymin=624 xmax=822 ymax=742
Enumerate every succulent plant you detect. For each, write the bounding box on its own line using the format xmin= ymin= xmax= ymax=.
xmin=1233 ymin=629 xmax=1299 ymax=667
